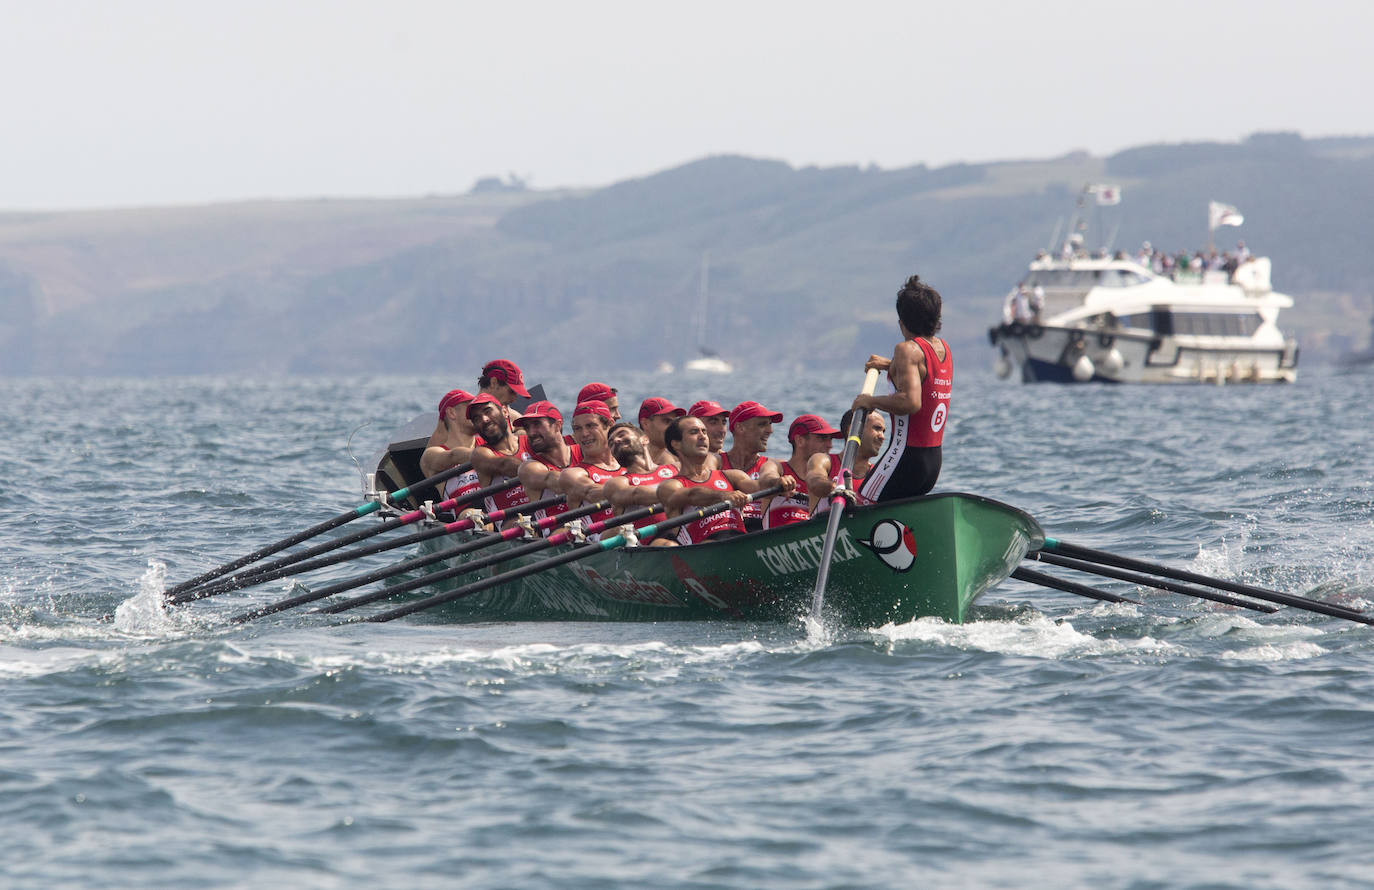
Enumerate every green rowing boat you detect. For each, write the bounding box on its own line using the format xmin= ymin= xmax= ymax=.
xmin=403 ymin=493 xmax=1043 ymax=625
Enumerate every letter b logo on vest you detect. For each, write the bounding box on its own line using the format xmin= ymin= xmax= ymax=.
xmin=930 ymin=402 xmax=947 ymax=433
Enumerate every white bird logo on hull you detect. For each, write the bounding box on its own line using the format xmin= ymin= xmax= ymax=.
xmin=859 ymin=519 xmax=918 ymax=573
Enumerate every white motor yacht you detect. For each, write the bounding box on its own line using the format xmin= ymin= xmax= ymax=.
xmin=989 ymin=209 xmax=1298 ymax=384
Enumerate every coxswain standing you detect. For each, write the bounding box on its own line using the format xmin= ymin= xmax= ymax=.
xmin=513 ymin=401 xmax=580 ymax=523
xmin=719 ymin=400 xmax=783 ymax=532
xmin=418 ymin=389 xmax=482 ymax=509
xmin=851 ymin=274 xmax=951 ymax=501
xmin=637 ymin=397 xmax=686 ymax=469
xmin=555 ymin=401 xmax=625 ymax=527
xmin=805 ymin=408 xmax=886 ymax=514
xmin=763 ymin=414 xmax=842 ymax=529
xmin=468 ymin=393 xmax=533 ymax=516
xmin=657 ymin=416 xmax=794 ymax=546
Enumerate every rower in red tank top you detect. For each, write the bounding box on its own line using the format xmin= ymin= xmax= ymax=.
xmin=512 ymin=401 xmax=582 ymax=525
xmin=853 ymin=274 xmax=952 ymax=503
xmin=763 ymin=414 xmax=842 ymax=529
xmin=418 ymin=390 xmax=481 ymax=513
xmin=554 ymin=401 xmax=625 ymax=529
xmin=721 ymin=400 xmax=784 ymax=531
xmin=467 ymin=393 xmax=534 ymax=515
xmin=807 ymin=407 xmax=887 ymax=515
xmin=656 ymin=416 xmax=796 ymax=546
xmin=670 ymin=469 xmax=746 ymax=544
xmin=603 ymin=421 xmax=677 ymax=536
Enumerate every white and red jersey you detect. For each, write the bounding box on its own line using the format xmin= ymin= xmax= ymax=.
xmin=763 ymin=460 xmax=811 ymax=529
xmin=570 ymin=459 xmax=624 ymax=526
xmin=673 ymin=469 xmax=746 ymax=545
xmin=439 ymin=436 xmax=484 ymax=505
xmin=902 ymin=337 xmax=953 ymax=448
xmin=620 ymin=463 xmax=675 ymax=531
xmin=529 ymin=444 xmax=583 ymax=522
xmin=720 ymin=452 xmax=768 ymax=525
xmin=482 ymin=435 xmax=533 ymax=513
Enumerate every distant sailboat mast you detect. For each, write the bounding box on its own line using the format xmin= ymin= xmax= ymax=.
xmin=695 ymin=250 xmax=710 ymax=357
xmin=683 ymin=250 xmax=733 ymax=374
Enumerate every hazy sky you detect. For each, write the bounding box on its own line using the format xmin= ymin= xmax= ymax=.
xmin=4 ymin=0 xmax=1372 ymax=210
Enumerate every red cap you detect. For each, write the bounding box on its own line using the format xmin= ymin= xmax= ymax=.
xmin=573 ymin=400 xmax=613 ymax=421
xmin=513 ymin=400 xmax=563 ymax=427
xmin=638 ymin=397 xmax=686 ymax=423
xmin=577 ymin=382 xmax=617 ymax=403
xmin=688 ymin=399 xmax=729 ymax=419
xmin=465 ymin=392 xmax=504 ymax=421
xmin=481 ymin=359 xmax=530 ymax=398
xmin=438 ymin=389 xmax=474 ymax=419
xmin=728 ymin=400 xmax=783 ymax=432
xmin=788 ymin=414 xmax=842 ymax=442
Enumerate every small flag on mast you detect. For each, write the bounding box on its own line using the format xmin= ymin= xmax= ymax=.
xmin=1088 ymin=184 xmax=1122 ymax=206
xmin=1209 ymin=201 xmax=1244 ymax=229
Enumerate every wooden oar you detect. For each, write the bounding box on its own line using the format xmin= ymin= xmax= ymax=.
xmin=1041 ymin=537 xmax=1374 ymax=626
xmin=1029 ymin=551 xmax=1279 ymax=613
xmin=1012 ymin=566 xmax=1142 ymax=605
xmin=161 ymin=462 xmax=475 ymax=601
xmin=170 ymin=478 xmax=522 ymax=603
xmin=177 ymin=485 xmax=549 ymax=604
xmin=361 ymin=485 xmax=783 ymax=623
xmin=229 ymin=497 xmax=609 ymax=622
xmin=811 ymin=367 xmax=882 ymax=614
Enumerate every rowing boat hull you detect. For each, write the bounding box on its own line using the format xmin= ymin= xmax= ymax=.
xmin=402 ymin=492 xmax=1043 ymax=625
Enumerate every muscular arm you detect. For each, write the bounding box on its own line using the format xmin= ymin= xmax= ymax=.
xmin=419 ymin=443 xmax=472 ymax=478
xmin=726 ymin=467 xmax=793 ymax=497
xmin=471 ymin=445 xmax=523 ymax=486
xmin=804 ymin=452 xmax=836 ymax=512
xmin=605 ymin=476 xmax=662 ymax=512
xmin=853 ymin=340 xmax=925 ymax=416
xmin=559 ymin=467 xmax=595 ymax=508
xmin=517 ymin=460 xmax=558 ymax=502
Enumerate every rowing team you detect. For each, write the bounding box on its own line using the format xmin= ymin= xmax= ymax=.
xmin=416 ymin=361 xmax=887 ymax=546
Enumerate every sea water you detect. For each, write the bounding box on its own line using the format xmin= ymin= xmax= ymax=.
xmin=2 ymin=367 xmax=1373 ymax=889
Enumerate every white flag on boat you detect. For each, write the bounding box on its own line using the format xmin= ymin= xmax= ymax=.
xmin=1209 ymin=201 xmax=1244 ymax=229
xmin=1088 ymin=183 xmax=1121 ymax=205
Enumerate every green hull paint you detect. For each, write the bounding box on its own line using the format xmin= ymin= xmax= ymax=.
xmin=399 ymin=492 xmax=1043 ymax=626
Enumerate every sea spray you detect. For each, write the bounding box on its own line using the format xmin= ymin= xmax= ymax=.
xmin=113 ymin=560 xmax=191 ymax=635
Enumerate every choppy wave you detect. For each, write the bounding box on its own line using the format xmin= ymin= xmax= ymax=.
xmin=3 ymin=369 xmax=1374 ymax=888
